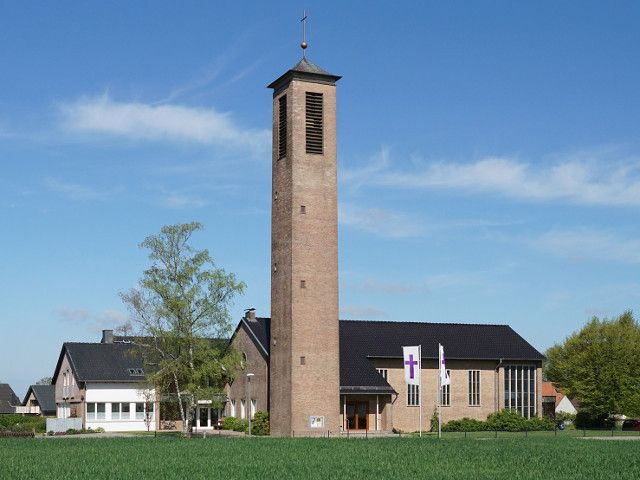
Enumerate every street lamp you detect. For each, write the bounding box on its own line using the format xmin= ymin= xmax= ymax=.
xmin=246 ymin=373 xmax=254 ymax=436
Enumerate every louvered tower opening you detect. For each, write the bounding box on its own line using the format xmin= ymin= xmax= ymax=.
xmin=305 ymin=92 xmax=323 ymax=154
xmin=278 ymin=95 xmax=287 ymax=159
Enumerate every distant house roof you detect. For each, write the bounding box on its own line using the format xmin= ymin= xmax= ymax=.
xmin=53 ymin=342 xmax=146 ymax=383
xmin=542 ymin=381 xmax=574 ymax=409
xmin=238 ymin=318 xmax=545 ymax=396
xmin=22 ymin=385 xmax=56 ymax=415
xmin=53 ymin=334 xmax=230 ymax=384
xmin=0 ymin=383 xmax=20 ymax=414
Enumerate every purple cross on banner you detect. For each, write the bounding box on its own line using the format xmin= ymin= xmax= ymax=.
xmin=403 ymin=346 xmax=420 ymax=385
xmin=405 ymin=354 xmax=417 ymax=379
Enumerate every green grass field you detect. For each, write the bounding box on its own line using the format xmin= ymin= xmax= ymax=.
xmin=1 ymin=434 xmax=639 ymax=480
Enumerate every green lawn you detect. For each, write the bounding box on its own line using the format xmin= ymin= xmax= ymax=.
xmin=1 ymin=435 xmax=639 ymax=480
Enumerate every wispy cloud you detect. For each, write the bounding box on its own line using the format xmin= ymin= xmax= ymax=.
xmin=339 ymin=201 xmax=515 ymax=239
xmin=339 ymin=203 xmax=425 ymax=238
xmin=340 ymin=305 xmax=388 ymax=319
xmin=58 ymin=94 xmax=269 ymax=154
xmin=57 ymin=307 xmax=128 ymax=333
xmin=531 ymin=229 xmax=640 ymax=264
xmin=343 ymin=147 xmax=640 ymax=207
xmin=345 ymin=279 xmax=431 ymax=295
xmin=44 ymin=177 xmax=114 ymax=201
xmin=158 ymin=191 xmax=208 ymax=209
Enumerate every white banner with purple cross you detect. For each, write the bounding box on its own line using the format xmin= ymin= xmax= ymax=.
xmin=402 ymin=345 xmax=421 ymax=386
xmin=439 ymin=343 xmax=451 ymax=387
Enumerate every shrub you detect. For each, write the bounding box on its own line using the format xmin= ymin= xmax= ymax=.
xmin=486 ymin=410 xmax=528 ymax=432
xmin=526 ymin=416 xmax=555 ymax=431
xmin=441 ymin=410 xmax=555 ymax=432
xmin=555 ymin=412 xmax=576 ymax=424
xmin=429 ymin=408 xmax=439 ymax=432
xmin=442 ymin=417 xmax=487 ymax=432
xmin=251 ymin=411 xmax=269 ymax=436
xmin=0 ymin=414 xmax=46 ymax=433
xmin=575 ymin=411 xmax=614 ymax=429
xmin=222 ymin=416 xmax=248 ymax=432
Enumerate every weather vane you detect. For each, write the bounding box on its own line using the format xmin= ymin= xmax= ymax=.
xmin=300 ymin=10 xmax=308 ymax=57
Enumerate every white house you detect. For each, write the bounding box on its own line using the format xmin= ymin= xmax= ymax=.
xmin=51 ymin=330 xmax=157 ymax=432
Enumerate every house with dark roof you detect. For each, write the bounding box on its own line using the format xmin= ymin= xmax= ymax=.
xmin=542 ymin=382 xmax=577 ymax=418
xmin=18 ymin=384 xmax=56 ymax=416
xmin=0 ymin=383 xmax=20 ymax=414
xmin=51 ymin=330 xmax=157 ymax=432
xmin=226 ymin=310 xmax=545 ymax=433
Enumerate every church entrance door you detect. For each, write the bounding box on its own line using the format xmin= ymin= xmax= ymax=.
xmin=346 ymin=402 xmax=368 ymax=430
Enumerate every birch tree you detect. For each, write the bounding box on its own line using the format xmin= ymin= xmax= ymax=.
xmin=121 ymin=222 xmax=245 ymax=435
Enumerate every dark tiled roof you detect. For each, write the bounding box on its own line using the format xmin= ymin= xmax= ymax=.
xmin=57 ymin=342 xmax=146 ymax=383
xmin=240 ymin=318 xmax=544 ymax=394
xmin=340 ymin=320 xmax=545 ymax=361
xmin=241 ymin=317 xmax=270 ymax=358
xmin=22 ymin=385 xmax=56 ymax=415
xmin=267 ymin=57 xmax=341 ymax=92
xmin=0 ymin=383 xmax=20 ymax=414
xmin=290 ymin=57 xmax=337 ymax=77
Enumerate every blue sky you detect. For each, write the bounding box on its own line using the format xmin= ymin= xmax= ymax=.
xmin=2 ymin=1 xmax=639 ymax=397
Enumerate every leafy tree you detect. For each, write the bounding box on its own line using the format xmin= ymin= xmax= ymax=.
xmin=120 ymin=222 xmax=245 ymax=435
xmin=545 ymin=311 xmax=640 ymax=423
xmin=36 ymin=377 xmax=52 ymax=385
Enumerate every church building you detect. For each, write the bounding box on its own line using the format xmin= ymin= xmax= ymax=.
xmin=225 ymin=46 xmax=544 ymax=436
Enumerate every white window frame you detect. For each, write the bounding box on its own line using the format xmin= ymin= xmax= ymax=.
xmin=229 ymin=399 xmax=236 ymax=417
xmin=87 ymin=402 xmax=106 ymax=421
xmin=468 ymin=370 xmax=480 ymax=406
xmin=240 ymin=399 xmax=246 ymax=419
xmin=504 ymin=365 xmax=537 ymax=418
xmin=441 ymin=369 xmax=451 ymax=406
xmin=376 ymin=368 xmax=388 ymax=380
xmin=135 ymin=402 xmax=145 ymax=420
xmin=407 ymin=384 xmax=420 ymax=406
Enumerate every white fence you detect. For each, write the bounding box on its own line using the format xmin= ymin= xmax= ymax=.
xmin=15 ymin=406 xmax=41 ymax=415
xmin=46 ymin=417 xmax=83 ymax=433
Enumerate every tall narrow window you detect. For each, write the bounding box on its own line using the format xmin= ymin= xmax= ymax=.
xmin=504 ymin=365 xmax=537 ymax=418
xmin=278 ymin=95 xmax=287 ymax=159
xmin=305 ymin=92 xmax=323 ymax=154
xmin=407 ymin=384 xmax=420 ymax=406
xmin=376 ymin=368 xmax=388 ymax=380
xmin=441 ymin=369 xmax=451 ymax=406
xmin=468 ymin=370 xmax=480 ymax=406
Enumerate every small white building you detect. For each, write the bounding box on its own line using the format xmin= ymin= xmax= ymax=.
xmin=52 ymin=330 xmax=157 ymax=432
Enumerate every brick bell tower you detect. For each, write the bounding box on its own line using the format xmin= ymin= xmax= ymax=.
xmin=267 ymin=32 xmax=341 ymax=436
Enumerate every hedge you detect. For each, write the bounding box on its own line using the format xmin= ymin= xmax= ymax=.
xmin=442 ymin=410 xmax=555 ymax=432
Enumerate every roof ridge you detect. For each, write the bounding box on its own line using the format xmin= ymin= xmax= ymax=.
xmin=340 ymin=319 xmax=511 ymax=327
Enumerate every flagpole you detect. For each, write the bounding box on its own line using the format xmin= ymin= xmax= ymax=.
xmin=438 ymin=343 xmax=442 ymax=439
xmin=419 ymin=344 xmax=422 ymax=438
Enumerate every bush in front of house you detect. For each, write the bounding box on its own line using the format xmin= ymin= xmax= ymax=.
xmin=441 ymin=410 xmax=555 ymax=432
xmin=251 ymin=411 xmax=269 ymax=436
xmin=0 ymin=414 xmax=47 ymax=434
xmin=222 ymin=416 xmax=248 ymax=432
xmin=442 ymin=417 xmax=488 ymax=432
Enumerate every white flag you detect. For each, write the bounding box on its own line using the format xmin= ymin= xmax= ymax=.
xmin=403 ymin=346 xmax=421 ymax=385
xmin=439 ymin=344 xmax=451 ymax=386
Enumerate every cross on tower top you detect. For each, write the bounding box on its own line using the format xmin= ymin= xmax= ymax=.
xmin=300 ymin=10 xmax=308 ymax=57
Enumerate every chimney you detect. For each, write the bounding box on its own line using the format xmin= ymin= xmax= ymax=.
xmin=245 ymin=308 xmax=256 ymax=321
xmin=101 ymin=329 xmax=113 ymax=344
